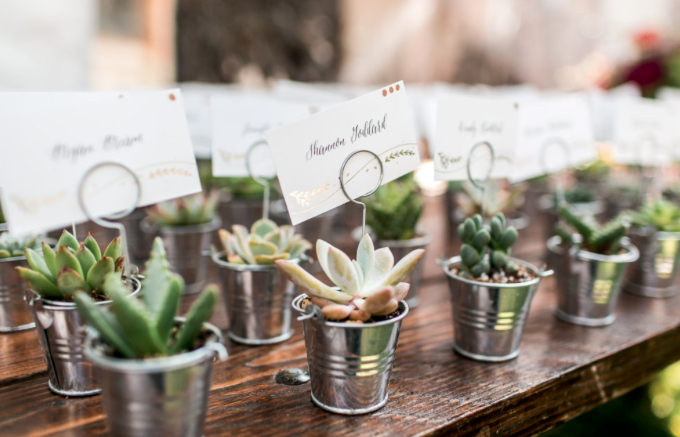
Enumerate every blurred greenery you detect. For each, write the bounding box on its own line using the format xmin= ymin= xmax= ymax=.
xmin=197 ymin=158 xmax=275 ymax=199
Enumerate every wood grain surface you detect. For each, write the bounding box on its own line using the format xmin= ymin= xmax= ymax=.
xmin=1 ymin=196 xmax=678 ymax=437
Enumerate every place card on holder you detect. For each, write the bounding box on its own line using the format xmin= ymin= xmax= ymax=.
xmin=511 ymin=94 xmax=596 ymax=182
xmin=0 ymin=89 xmax=201 ymax=236
xmin=211 ymin=94 xmax=312 ymax=177
xmin=613 ymin=97 xmax=673 ymax=166
xmin=434 ymin=95 xmax=517 ymax=181
xmin=265 ymin=81 xmax=420 ymax=225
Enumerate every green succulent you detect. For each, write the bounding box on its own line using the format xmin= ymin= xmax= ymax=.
xmin=573 ymin=158 xmax=611 ymax=183
xmin=365 ymin=173 xmax=424 ymax=241
xmin=625 ymin=199 xmax=680 ymax=232
xmin=457 ymin=213 xmax=518 ymax=278
xmin=218 ymin=218 xmax=311 ymax=265
xmin=558 ymin=204 xmax=629 ymax=255
xmin=0 ymin=233 xmax=40 ymax=259
xmin=0 ymin=203 xmax=4 ymax=224
xmin=561 ymin=185 xmax=596 ymax=204
xmin=198 ymin=158 xmax=274 ymax=200
xmin=147 ymin=190 xmax=219 ymax=227
xmin=456 ymin=180 xmax=524 ymax=218
xmin=75 ymin=238 xmax=218 ymax=358
xmin=16 ymin=230 xmax=124 ymax=301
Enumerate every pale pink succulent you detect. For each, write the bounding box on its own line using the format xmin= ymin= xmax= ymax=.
xmin=276 ymin=234 xmax=424 ymax=322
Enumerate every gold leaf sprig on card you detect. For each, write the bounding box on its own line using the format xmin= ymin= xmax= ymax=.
xmin=149 ymin=167 xmax=193 ymax=179
xmin=289 ymin=182 xmax=331 ymax=207
xmin=384 ymin=148 xmax=415 ymax=163
xmin=437 ymin=152 xmax=462 ymax=170
xmin=219 ymin=150 xmax=246 ymax=164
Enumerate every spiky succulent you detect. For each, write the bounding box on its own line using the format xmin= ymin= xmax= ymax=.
xmin=0 ymin=233 xmax=40 ymax=259
xmin=458 ymin=213 xmax=518 ymax=278
xmin=218 ymin=218 xmax=311 ymax=265
xmin=16 ymin=230 xmax=124 ymax=301
xmin=365 ymin=173 xmax=424 ymax=241
xmin=558 ymin=204 xmax=629 ymax=255
xmin=624 ymin=199 xmax=680 ymax=232
xmin=75 ymin=238 xmax=218 ymax=358
xmin=276 ymin=234 xmax=424 ymax=321
xmin=146 ymin=190 xmax=219 ymax=227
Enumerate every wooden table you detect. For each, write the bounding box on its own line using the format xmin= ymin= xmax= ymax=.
xmin=1 ymin=197 xmax=679 ymax=437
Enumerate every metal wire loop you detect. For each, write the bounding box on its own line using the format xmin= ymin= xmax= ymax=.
xmin=338 ymin=149 xmax=385 ymax=236
xmin=466 ymin=141 xmax=495 ymax=218
xmin=77 ymin=162 xmax=141 ymax=279
xmin=245 ymin=139 xmax=273 ymax=220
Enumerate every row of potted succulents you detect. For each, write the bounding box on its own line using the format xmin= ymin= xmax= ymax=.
xmin=1 ymin=166 xmax=680 ymax=432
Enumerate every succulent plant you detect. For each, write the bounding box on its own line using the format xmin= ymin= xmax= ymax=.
xmin=365 ymin=173 xmax=424 ymax=241
xmin=558 ymin=204 xmax=629 ymax=255
xmin=146 ymin=190 xmax=219 ymax=227
xmin=574 ymin=158 xmax=611 ymax=184
xmin=0 ymin=203 xmax=4 ymax=224
xmin=561 ymin=185 xmax=597 ymax=205
xmin=458 ymin=213 xmax=518 ymax=278
xmin=75 ymin=238 xmax=219 ymax=358
xmin=0 ymin=233 xmax=40 ymax=259
xmin=276 ymin=234 xmax=424 ymax=322
xmin=16 ymin=230 xmax=125 ymax=301
xmin=218 ymin=218 xmax=311 ymax=265
xmin=624 ymin=199 xmax=680 ymax=232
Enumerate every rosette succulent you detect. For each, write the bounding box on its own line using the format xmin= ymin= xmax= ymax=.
xmin=146 ymin=190 xmax=219 ymax=227
xmin=365 ymin=173 xmax=424 ymax=241
xmin=218 ymin=218 xmax=311 ymax=265
xmin=625 ymin=199 xmax=680 ymax=232
xmin=76 ymin=238 xmax=218 ymax=358
xmin=16 ymin=230 xmax=125 ymax=301
xmin=0 ymin=233 xmax=40 ymax=259
xmin=275 ymin=234 xmax=424 ymax=321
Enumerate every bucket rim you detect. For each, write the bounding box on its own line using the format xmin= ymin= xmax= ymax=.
xmin=442 ymin=256 xmax=544 ymax=288
xmin=31 ymin=275 xmax=142 ymax=309
xmin=292 ymin=293 xmax=409 ymax=328
xmin=140 ymin=216 xmax=221 ymax=235
xmin=211 ymin=250 xmax=301 ymax=271
xmin=84 ymin=319 xmax=225 ymax=373
xmin=546 ymin=236 xmax=640 ymax=263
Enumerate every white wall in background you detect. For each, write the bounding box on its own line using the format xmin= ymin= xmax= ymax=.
xmin=0 ymin=0 xmax=96 ymax=90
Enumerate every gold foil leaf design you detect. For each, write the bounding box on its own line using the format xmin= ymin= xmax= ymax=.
xmin=219 ymin=150 xmax=246 ymax=164
xmin=438 ymin=152 xmax=462 ymax=169
xmin=149 ymin=167 xmax=192 ymax=179
xmin=384 ymin=148 xmax=415 ymax=163
xmin=290 ymin=182 xmax=331 ymax=207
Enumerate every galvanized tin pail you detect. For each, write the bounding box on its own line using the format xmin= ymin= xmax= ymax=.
xmin=625 ymin=229 xmax=680 ymax=298
xmin=0 ymin=255 xmax=34 ymax=332
xmin=547 ymin=236 xmax=639 ymax=326
xmin=443 ymin=257 xmax=552 ymax=362
xmin=30 ymin=277 xmax=141 ymax=396
xmin=212 ymin=251 xmax=298 ymax=345
xmin=141 ymin=217 xmax=220 ymax=294
xmin=293 ymin=294 xmax=408 ymax=415
xmin=85 ymin=319 xmax=227 ymax=437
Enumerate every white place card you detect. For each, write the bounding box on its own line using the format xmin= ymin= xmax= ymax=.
xmin=265 ymin=81 xmax=420 ymax=225
xmin=511 ymin=94 xmax=596 ymax=182
xmin=211 ymin=94 xmax=312 ymax=177
xmin=434 ymin=95 xmax=517 ymax=181
xmin=612 ymin=97 xmax=673 ymax=166
xmin=0 ymin=89 xmax=202 ymax=236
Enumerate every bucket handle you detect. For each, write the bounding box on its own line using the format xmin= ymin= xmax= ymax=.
xmin=538 ymin=264 xmax=554 ymax=278
xmin=297 ymin=303 xmax=324 ymax=322
xmin=206 ymin=342 xmax=229 ymax=362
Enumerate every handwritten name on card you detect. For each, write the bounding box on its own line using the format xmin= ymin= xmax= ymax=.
xmin=511 ymin=94 xmax=596 ymax=182
xmin=613 ymin=97 xmax=674 ymax=166
xmin=211 ymin=94 xmax=312 ymax=177
xmin=0 ymin=89 xmax=201 ymax=236
xmin=265 ymin=81 xmax=420 ymax=225
xmin=434 ymin=95 xmax=517 ymax=181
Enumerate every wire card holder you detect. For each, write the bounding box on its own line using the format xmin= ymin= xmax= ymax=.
xmin=338 ymin=149 xmax=385 ymax=237
xmin=77 ymin=162 xmax=141 ymax=279
xmin=466 ymin=141 xmax=496 ymax=219
xmin=245 ymin=139 xmax=274 ymax=221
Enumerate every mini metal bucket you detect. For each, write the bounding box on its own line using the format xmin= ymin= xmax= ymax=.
xmin=116 ymin=208 xmax=152 ymax=266
xmin=376 ymin=233 xmax=432 ymax=308
xmin=85 ymin=319 xmax=228 ymax=437
xmin=212 ymin=251 xmax=298 ymax=345
xmin=443 ymin=257 xmax=552 ymax=362
xmin=293 ymin=294 xmax=409 ymax=415
xmin=0 ymin=255 xmax=34 ymax=332
xmin=29 ymin=277 xmax=141 ymax=396
xmin=142 ymin=218 xmax=220 ymax=294
xmin=625 ymin=229 xmax=680 ymax=298
xmin=547 ymin=236 xmax=639 ymax=326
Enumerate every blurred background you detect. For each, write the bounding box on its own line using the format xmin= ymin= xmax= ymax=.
xmin=2 ymin=1 xmax=680 ymax=435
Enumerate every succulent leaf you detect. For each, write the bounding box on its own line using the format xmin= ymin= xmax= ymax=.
xmin=326 ymin=247 xmax=360 ymax=296
xmin=56 ymin=267 xmax=91 ymax=296
xmin=170 ymin=285 xmax=218 ymax=354
xmin=16 ymin=267 xmax=61 ymax=298
xmin=42 ymin=242 xmax=58 ymax=277
xmin=86 ymin=257 xmax=115 ymax=291
xmin=275 ymin=260 xmax=353 ymax=303
xmin=25 ymin=247 xmax=53 ymax=280
xmin=82 ymin=234 xmax=102 ymax=261
xmin=57 ymin=230 xmax=79 ymax=251
xmin=56 ymin=245 xmax=84 ymax=278
xmin=75 ymin=291 xmax=136 ymax=358
xmin=75 ymin=245 xmax=97 ymax=280
xmin=357 ymin=234 xmax=375 ymax=284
